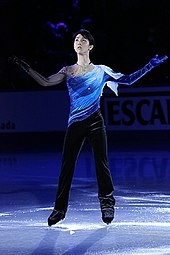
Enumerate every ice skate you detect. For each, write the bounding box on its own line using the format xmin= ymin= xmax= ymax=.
xmin=48 ymin=209 xmax=65 ymax=226
xmin=99 ymin=194 xmax=115 ymax=224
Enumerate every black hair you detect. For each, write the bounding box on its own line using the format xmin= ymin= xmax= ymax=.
xmin=73 ymin=29 xmax=95 ymax=46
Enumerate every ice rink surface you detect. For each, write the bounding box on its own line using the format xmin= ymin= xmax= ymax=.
xmin=1 ymin=133 xmax=170 ymax=255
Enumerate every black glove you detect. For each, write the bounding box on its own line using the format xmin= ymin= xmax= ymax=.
xmin=149 ymin=54 xmax=168 ymax=68
xmin=10 ymin=55 xmax=30 ymax=73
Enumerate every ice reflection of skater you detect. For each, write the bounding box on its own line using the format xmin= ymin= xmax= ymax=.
xmin=12 ymin=29 xmax=168 ymax=226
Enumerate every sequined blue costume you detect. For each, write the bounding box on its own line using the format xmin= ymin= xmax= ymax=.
xmin=66 ymin=62 xmax=154 ymax=126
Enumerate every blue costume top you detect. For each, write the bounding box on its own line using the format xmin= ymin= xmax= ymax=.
xmin=62 ymin=61 xmax=155 ymax=126
xmin=66 ymin=65 xmax=123 ymax=126
xmin=59 ymin=53 xmax=169 ymax=126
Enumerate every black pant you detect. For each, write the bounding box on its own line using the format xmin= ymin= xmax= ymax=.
xmin=54 ymin=110 xmax=114 ymax=212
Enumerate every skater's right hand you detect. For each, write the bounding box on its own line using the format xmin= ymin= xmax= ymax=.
xmin=9 ymin=55 xmax=30 ymax=73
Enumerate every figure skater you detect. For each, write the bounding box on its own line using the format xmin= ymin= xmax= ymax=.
xmin=12 ymin=29 xmax=168 ymax=225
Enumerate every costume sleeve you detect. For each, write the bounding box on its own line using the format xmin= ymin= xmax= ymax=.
xmin=46 ymin=66 xmax=67 ymax=85
xmin=116 ymin=54 xmax=168 ymax=85
xmin=100 ymin=54 xmax=168 ymax=96
xmin=116 ymin=63 xmax=153 ymax=85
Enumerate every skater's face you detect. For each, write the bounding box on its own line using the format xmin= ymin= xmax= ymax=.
xmin=74 ymin=34 xmax=93 ymax=55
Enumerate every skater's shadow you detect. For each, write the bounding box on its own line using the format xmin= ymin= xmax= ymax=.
xmin=31 ymin=227 xmax=60 ymax=255
xmin=31 ymin=225 xmax=108 ymax=255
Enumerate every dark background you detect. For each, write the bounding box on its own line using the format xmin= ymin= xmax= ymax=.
xmin=0 ymin=0 xmax=170 ymax=91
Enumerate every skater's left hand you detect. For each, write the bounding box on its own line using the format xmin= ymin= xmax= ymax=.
xmin=149 ymin=54 xmax=168 ymax=67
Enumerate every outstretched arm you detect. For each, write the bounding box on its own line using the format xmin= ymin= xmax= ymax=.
xmin=11 ymin=56 xmax=66 ymax=86
xmin=117 ymin=54 xmax=168 ymax=85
